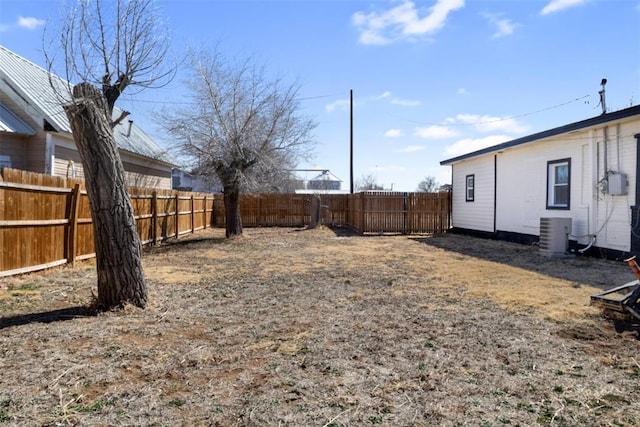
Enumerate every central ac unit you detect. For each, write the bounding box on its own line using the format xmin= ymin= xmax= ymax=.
xmin=539 ymin=217 xmax=572 ymax=256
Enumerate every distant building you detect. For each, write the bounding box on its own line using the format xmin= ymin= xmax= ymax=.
xmin=172 ymin=169 xmax=221 ymax=193
xmin=307 ymin=170 xmax=342 ymax=191
xmin=292 ymin=170 xmax=347 ymax=194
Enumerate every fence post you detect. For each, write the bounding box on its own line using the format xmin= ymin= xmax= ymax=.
xmin=403 ymin=192 xmax=409 ymax=234
xmin=360 ymin=192 xmax=366 ymax=234
xmin=191 ymin=195 xmax=195 ymax=234
xmin=437 ymin=193 xmax=442 ymax=233
xmin=203 ymin=195 xmax=207 ymax=230
xmin=152 ymin=191 xmax=158 ymax=245
xmin=66 ymin=183 xmax=81 ymax=266
xmin=174 ymin=193 xmax=179 ymax=239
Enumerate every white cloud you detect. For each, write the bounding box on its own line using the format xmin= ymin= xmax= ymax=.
xmin=414 ymin=125 xmax=458 ymax=139
xmin=540 ymin=0 xmax=586 ymax=15
xmin=18 ymin=16 xmax=45 ymax=30
xmin=325 ymin=98 xmax=350 ymax=112
xmin=352 ymin=0 xmax=465 ymax=45
xmin=457 ymin=87 xmax=468 ymax=95
xmin=482 ymin=13 xmax=519 ymax=39
xmin=443 ymin=135 xmax=512 ymax=157
xmin=453 ymin=113 xmax=529 ymax=134
xmin=377 ymin=91 xmax=392 ymax=100
xmin=391 ymin=98 xmax=421 ymax=107
xmin=384 ymin=129 xmax=403 ymax=138
xmin=0 ymin=16 xmax=45 ymax=32
xmin=395 ymin=145 xmax=426 ymax=153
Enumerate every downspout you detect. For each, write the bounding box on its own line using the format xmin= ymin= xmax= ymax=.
xmin=603 ymin=126 xmax=609 ymax=178
xmin=450 ymin=165 xmax=454 ymax=230
xmin=45 ymin=132 xmax=54 ymax=175
xmin=493 ymin=154 xmax=497 ymax=234
xmin=635 ymin=133 xmax=640 ymax=205
xmin=616 ymin=124 xmax=621 ymax=172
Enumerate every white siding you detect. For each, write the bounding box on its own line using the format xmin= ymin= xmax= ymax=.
xmin=451 ymin=155 xmax=495 ymax=232
xmin=591 ymin=122 xmax=638 ymax=251
xmin=450 ymin=115 xmax=640 ymax=253
xmin=495 ymin=134 xmax=588 ymax=240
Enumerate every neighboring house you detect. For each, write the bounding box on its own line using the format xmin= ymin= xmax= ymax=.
xmin=0 ymin=45 xmax=174 ymax=188
xmin=171 ymin=168 xmax=222 ymax=193
xmin=440 ymin=104 xmax=640 ymax=258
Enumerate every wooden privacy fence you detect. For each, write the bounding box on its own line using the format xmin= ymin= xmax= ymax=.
xmin=0 ymin=168 xmax=214 ymax=277
xmin=346 ymin=191 xmax=451 ymax=234
xmin=212 ymin=191 xmax=451 ymax=235
xmin=1 ymin=167 xmax=451 ymax=277
xmin=211 ymin=193 xmax=349 ymax=228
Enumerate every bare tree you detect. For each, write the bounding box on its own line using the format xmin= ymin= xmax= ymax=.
xmin=438 ymin=183 xmax=452 ymax=192
xmin=356 ymin=173 xmax=384 ymax=191
xmin=416 ymin=176 xmax=439 ymax=192
xmin=161 ymin=49 xmax=316 ymax=237
xmin=46 ymin=0 xmax=173 ymax=309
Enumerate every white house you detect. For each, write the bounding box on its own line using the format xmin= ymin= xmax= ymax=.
xmin=0 ymin=45 xmax=175 ymax=188
xmin=440 ymin=104 xmax=640 ymax=258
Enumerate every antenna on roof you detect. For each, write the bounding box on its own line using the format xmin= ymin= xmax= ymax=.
xmin=599 ymin=78 xmax=607 ymax=115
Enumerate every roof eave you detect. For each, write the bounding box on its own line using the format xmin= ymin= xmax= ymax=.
xmin=440 ymin=104 xmax=640 ymax=165
xmin=118 ymin=147 xmax=178 ymax=168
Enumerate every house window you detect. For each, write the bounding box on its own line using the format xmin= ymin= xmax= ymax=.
xmin=465 ymin=174 xmax=475 ymax=202
xmin=547 ymin=158 xmax=570 ymax=209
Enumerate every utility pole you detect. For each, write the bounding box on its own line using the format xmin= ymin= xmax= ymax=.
xmin=350 ymin=89 xmax=354 ymax=194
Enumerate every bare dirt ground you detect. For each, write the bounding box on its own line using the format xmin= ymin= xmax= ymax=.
xmin=1 ymin=227 xmax=639 ymax=426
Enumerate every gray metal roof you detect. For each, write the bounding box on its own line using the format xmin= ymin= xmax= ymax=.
xmin=440 ymin=104 xmax=640 ymax=165
xmin=309 ymin=170 xmax=342 ymax=182
xmin=0 ymin=45 xmax=71 ymax=133
xmin=0 ymin=45 xmax=173 ymax=164
xmin=0 ymin=102 xmax=35 ymax=135
xmin=113 ymin=117 xmax=170 ymax=161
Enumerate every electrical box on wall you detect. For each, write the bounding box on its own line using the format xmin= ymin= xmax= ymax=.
xmin=608 ymin=173 xmax=628 ymax=195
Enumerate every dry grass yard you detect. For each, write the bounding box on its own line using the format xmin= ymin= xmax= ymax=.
xmin=1 ymin=227 xmax=639 ymax=426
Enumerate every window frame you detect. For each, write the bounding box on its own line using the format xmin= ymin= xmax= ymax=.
xmin=465 ymin=174 xmax=475 ymax=202
xmin=546 ymin=158 xmax=571 ymax=210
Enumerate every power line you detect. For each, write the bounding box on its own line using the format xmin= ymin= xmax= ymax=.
xmin=388 ymin=94 xmax=592 ymax=127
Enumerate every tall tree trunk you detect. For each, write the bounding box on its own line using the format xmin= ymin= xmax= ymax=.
xmin=223 ymin=182 xmax=243 ymax=238
xmin=63 ymin=83 xmax=147 ymax=309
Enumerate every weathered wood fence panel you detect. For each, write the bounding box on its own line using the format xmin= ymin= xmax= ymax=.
xmin=344 ymin=191 xmax=451 ymax=234
xmin=212 ymin=191 xmax=451 ymax=235
xmin=0 ymin=168 xmax=215 ymax=277
xmin=212 ymin=194 xmax=352 ymax=229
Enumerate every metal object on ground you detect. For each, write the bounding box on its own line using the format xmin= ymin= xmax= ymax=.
xmin=590 ymin=256 xmax=640 ymax=320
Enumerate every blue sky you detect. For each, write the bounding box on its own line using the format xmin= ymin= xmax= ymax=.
xmin=1 ymin=0 xmax=639 ymax=191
